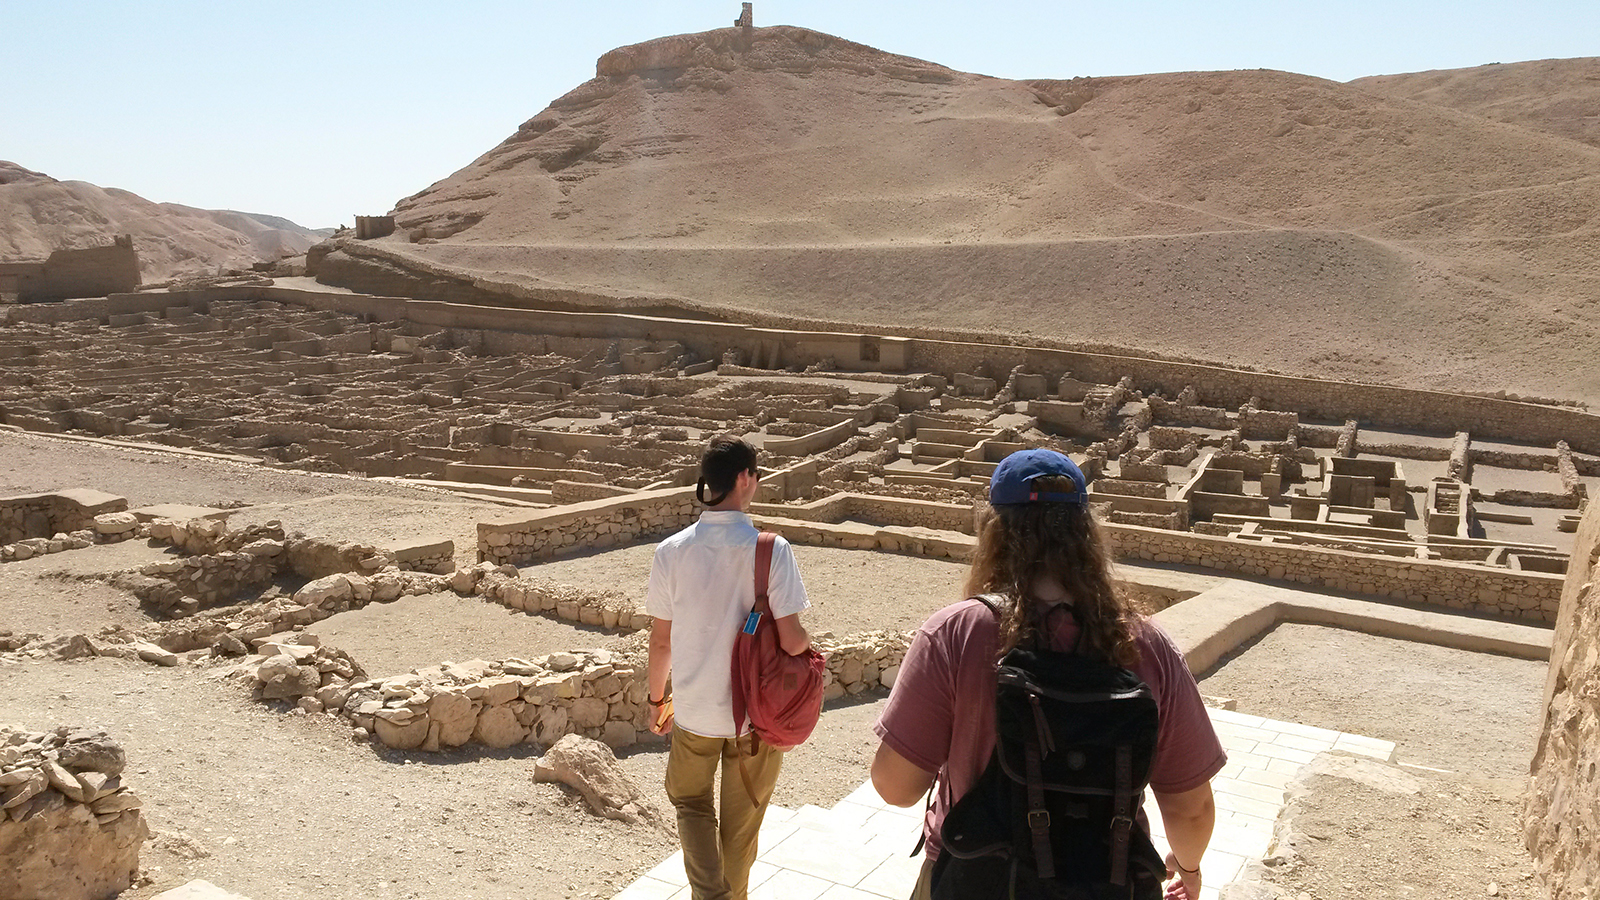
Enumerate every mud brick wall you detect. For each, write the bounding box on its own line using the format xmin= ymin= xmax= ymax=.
xmin=478 ymin=487 xmax=699 ymax=565
xmin=1525 ymin=500 xmax=1600 ymax=899
xmin=11 ymin=236 xmax=140 ymax=302
xmin=1149 ymin=397 xmax=1235 ymax=430
xmin=1239 ymin=407 xmax=1298 ymax=439
xmin=1102 ymin=523 xmax=1562 ymax=623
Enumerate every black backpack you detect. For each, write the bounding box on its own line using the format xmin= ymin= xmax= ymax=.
xmin=929 ymin=596 xmax=1164 ymax=900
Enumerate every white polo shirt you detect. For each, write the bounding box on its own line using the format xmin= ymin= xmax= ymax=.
xmin=645 ymin=510 xmax=809 ymax=738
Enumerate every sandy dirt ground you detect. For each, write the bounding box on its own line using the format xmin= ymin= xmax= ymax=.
xmin=1200 ymin=624 xmax=1547 ymax=899
xmin=0 ymin=432 xmax=1556 ymax=899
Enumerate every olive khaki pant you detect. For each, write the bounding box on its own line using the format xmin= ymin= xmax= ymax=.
xmin=664 ymin=726 xmax=784 ymax=900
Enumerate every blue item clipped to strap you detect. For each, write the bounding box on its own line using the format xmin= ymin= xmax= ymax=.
xmin=743 ymin=610 xmax=762 ymax=635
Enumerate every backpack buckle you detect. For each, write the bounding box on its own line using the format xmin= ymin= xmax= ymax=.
xmin=1110 ymin=814 xmax=1133 ymax=836
xmin=1027 ymin=809 xmax=1051 ymax=830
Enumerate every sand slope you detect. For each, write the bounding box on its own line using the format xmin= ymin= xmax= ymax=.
xmin=1351 ymin=57 xmax=1600 ymax=150
xmin=0 ymin=161 xmax=327 ymax=281
xmin=372 ymin=27 xmax=1600 ymax=404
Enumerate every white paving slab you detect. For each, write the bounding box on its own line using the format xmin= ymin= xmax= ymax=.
xmin=613 ymin=709 xmax=1395 ymax=900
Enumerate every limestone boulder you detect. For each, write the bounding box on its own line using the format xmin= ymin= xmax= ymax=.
xmin=293 ymin=574 xmax=354 ymax=608
xmin=569 ymin=697 xmax=609 ymax=729
xmin=373 ymin=713 xmax=429 ymax=750
xmin=152 ymin=879 xmax=256 ymax=900
xmin=93 ymin=512 xmax=139 ymax=536
xmin=473 ymin=706 xmax=527 ymax=748
xmin=54 ymin=730 xmax=126 ymax=776
xmin=533 ymin=734 xmax=661 ymax=825
xmin=0 ymin=797 xmax=148 ymax=900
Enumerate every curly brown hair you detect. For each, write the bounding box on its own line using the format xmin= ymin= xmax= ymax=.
xmin=963 ymin=476 xmax=1141 ymax=667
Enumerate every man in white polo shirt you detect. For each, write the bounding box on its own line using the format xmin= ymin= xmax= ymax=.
xmin=646 ymin=435 xmax=811 ymax=900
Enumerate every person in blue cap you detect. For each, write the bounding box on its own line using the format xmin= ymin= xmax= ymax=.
xmin=870 ymin=447 xmax=1227 ymax=900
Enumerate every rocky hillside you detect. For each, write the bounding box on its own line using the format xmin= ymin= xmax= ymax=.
xmin=331 ymin=26 xmax=1600 ymax=404
xmin=0 ymin=161 xmax=329 ymax=282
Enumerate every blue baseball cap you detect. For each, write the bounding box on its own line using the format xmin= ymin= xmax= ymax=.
xmin=989 ymin=449 xmax=1087 ymax=505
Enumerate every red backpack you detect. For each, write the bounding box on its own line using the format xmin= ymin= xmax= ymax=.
xmin=731 ymin=532 xmax=826 ymax=786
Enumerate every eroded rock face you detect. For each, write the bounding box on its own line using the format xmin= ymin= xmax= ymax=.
xmin=1525 ymin=501 xmax=1600 ymax=899
xmin=0 ymin=725 xmax=147 ymax=900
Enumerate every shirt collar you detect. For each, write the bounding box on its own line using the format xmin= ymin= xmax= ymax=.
xmin=699 ymin=509 xmax=753 ymax=525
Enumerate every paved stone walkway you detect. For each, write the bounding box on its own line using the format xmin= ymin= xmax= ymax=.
xmin=613 ymin=708 xmax=1397 ymax=900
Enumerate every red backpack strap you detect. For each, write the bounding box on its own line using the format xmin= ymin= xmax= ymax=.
xmin=732 ymin=532 xmax=778 ymax=743
xmin=754 ymin=532 xmax=775 ymax=616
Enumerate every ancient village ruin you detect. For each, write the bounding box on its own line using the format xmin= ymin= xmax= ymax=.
xmin=1 ymin=262 xmax=1597 ymax=897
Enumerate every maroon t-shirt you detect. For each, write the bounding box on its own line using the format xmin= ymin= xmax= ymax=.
xmin=874 ymin=598 xmax=1227 ymax=861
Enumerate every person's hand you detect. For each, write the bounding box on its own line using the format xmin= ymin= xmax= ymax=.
xmin=1163 ymin=851 xmax=1200 ymax=900
xmin=648 ymin=696 xmax=674 ymax=735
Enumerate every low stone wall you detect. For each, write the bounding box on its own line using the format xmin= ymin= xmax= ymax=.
xmin=0 ymin=489 xmax=127 ymax=543
xmin=0 ymin=726 xmax=147 ymax=900
xmin=392 ymin=538 xmax=454 ymax=574
xmin=478 ymin=487 xmax=699 ymax=565
xmin=1525 ymin=500 xmax=1600 ymax=898
xmin=1102 ymin=523 xmax=1562 ymax=622
xmin=125 ymin=548 xmax=283 ymax=617
xmin=753 ymin=492 xmax=975 ymax=535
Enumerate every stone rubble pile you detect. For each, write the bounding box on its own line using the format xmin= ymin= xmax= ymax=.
xmin=113 ymin=518 xmax=407 ymax=619
xmin=0 ymin=725 xmax=148 ymax=900
xmin=340 ymin=648 xmax=650 ymax=751
xmin=818 ymin=630 xmax=910 ymax=699
xmin=236 ymin=633 xmax=366 ymax=714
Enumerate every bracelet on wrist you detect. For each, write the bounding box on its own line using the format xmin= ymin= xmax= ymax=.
xmin=1175 ymin=860 xmax=1200 ymax=875
xmin=648 ymin=694 xmax=668 ymax=707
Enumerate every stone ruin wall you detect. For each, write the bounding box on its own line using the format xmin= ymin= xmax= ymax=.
xmin=478 ymin=487 xmax=700 ymax=566
xmin=0 ymin=489 xmax=128 ymax=544
xmin=17 ymin=514 xmax=912 ymax=757
xmin=1525 ymin=500 xmax=1600 ymax=899
xmin=11 ymin=283 xmax=1597 ymax=455
xmin=0 ymin=726 xmax=147 ymax=900
xmin=0 ymin=235 xmax=140 ymax=303
xmin=475 ymin=490 xmax=1564 ymax=623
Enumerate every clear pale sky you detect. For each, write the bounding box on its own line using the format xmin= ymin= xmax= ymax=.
xmin=9 ymin=0 xmax=1596 ymax=229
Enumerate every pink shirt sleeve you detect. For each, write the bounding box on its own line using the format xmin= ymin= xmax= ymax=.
xmin=1139 ymin=620 xmax=1229 ymax=794
xmin=872 ymin=605 xmax=961 ymax=775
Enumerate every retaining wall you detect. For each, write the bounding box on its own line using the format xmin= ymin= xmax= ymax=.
xmin=1525 ymin=501 xmax=1600 ymax=898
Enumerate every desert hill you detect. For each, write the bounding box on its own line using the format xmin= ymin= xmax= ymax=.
xmin=1351 ymin=57 xmax=1600 ymax=150
xmin=331 ymin=26 xmax=1599 ymax=405
xmin=0 ymin=161 xmax=328 ymax=282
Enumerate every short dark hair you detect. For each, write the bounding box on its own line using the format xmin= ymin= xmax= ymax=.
xmin=697 ymin=435 xmax=758 ymax=505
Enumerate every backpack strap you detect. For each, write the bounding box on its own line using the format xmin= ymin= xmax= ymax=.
xmin=732 ymin=532 xmax=778 ymax=808
xmin=754 ymin=532 xmax=775 ymax=617
xmin=1023 ymin=702 xmax=1055 ymax=880
xmin=1108 ymin=743 xmax=1134 ymax=886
